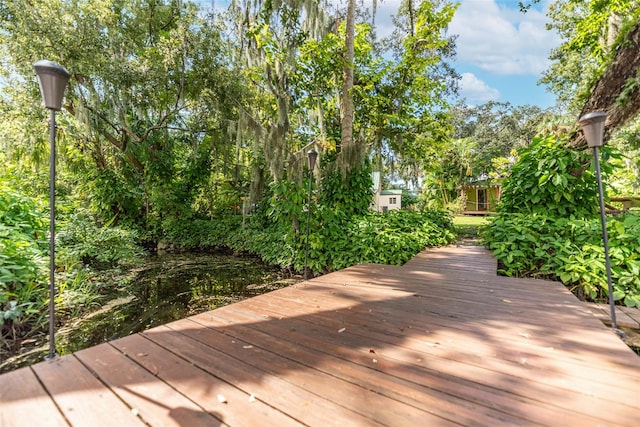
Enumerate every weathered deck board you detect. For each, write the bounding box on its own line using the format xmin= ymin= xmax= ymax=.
xmin=585 ymin=303 xmax=640 ymax=329
xmin=0 ymin=366 xmax=68 ymax=427
xmin=2 ymin=245 xmax=640 ymax=427
xmin=31 ymin=354 xmax=146 ymax=427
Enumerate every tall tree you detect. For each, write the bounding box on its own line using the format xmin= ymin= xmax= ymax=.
xmin=232 ymin=0 xmax=328 ymax=178
xmin=573 ymin=21 xmax=640 ymax=147
xmin=0 ymin=0 xmax=245 ymax=230
xmin=541 ymin=0 xmax=640 ymax=145
xmin=451 ymin=101 xmax=547 ymax=177
xmin=337 ymin=0 xmax=357 ymax=174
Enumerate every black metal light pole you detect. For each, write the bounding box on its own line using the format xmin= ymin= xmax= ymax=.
xmin=578 ymin=111 xmax=619 ymax=333
xmin=304 ymin=149 xmax=318 ymax=280
xmin=34 ymin=60 xmax=70 ymax=360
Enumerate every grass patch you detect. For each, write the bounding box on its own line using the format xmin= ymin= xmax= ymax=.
xmin=452 ymin=215 xmax=490 ymax=227
xmin=453 ymin=215 xmax=490 ymax=241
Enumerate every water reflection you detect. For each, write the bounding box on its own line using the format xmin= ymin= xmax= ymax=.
xmin=57 ymin=253 xmax=291 ymax=354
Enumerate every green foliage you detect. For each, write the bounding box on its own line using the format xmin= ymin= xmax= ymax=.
xmin=0 ymin=182 xmax=142 ymax=346
xmin=0 ymin=186 xmax=47 ymax=288
xmin=0 ymin=183 xmax=48 ymax=337
xmin=401 ymin=190 xmax=420 ymax=210
xmin=542 ymin=0 xmax=640 ymax=110
xmin=163 ymin=207 xmax=456 ymax=276
xmin=55 ymin=267 xmax=101 ymax=318
xmin=453 ymin=215 xmax=489 ymax=240
xmin=320 ymin=158 xmax=373 ymax=217
xmin=450 ymin=101 xmax=547 ymax=179
xmin=484 ymin=133 xmax=639 ymax=306
xmin=1 ymin=0 xmax=247 ymax=236
xmin=57 ymin=212 xmax=142 ymax=269
xmin=266 ymin=179 xmax=307 ymax=227
xmin=483 ymin=213 xmax=640 ymax=307
xmin=310 ymin=209 xmax=456 ymax=272
xmin=608 ymin=116 xmax=640 ymax=193
xmin=498 ymin=134 xmax=602 ymax=217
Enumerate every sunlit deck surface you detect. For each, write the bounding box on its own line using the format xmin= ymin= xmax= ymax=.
xmin=2 ymin=245 xmax=640 ymax=426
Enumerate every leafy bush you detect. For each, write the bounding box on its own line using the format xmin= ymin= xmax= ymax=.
xmin=483 ymin=134 xmax=639 ymax=306
xmin=483 ymin=213 xmax=640 ymax=307
xmin=164 ymin=208 xmax=456 ymax=275
xmin=310 ymin=208 xmax=455 ymax=271
xmin=320 ymin=158 xmax=373 ymax=217
xmin=0 ymin=185 xmax=48 ymax=335
xmin=498 ymin=134 xmax=604 ymax=217
xmin=57 ymin=212 xmax=142 ymax=269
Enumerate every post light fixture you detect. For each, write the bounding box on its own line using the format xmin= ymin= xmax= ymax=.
xmin=578 ymin=111 xmax=620 ymax=334
xmin=34 ymin=60 xmax=70 ymax=111
xmin=579 ymin=112 xmax=607 ymax=148
xmin=308 ymin=148 xmax=318 ymax=172
xmin=34 ymin=60 xmax=70 ymax=360
xmin=304 ymin=149 xmax=318 ymax=280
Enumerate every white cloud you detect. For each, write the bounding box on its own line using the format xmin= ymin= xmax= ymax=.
xmin=449 ymin=0 xmax=561 ymax=76
xmin=459 ymin=73 xmax=500 ymax=103
xmin=370 ymin=0 xmax=403 ymax=39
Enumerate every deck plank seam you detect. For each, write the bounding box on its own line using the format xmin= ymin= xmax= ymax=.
xmin=185 ymin=315 xmax=491 ymax=426
xmin=218 ymin=299 xmax=631 ymax=425
xmin=70 ymin=350 xmax=162 ymax=426
xmin=237 ymin=297 xmax=640 ymax=403
xmin=194 ymin=309 xmax=554 ymax=427
xmin=131 ymin=329 xmax=304 ymax=426
xmin=104 ymin=339 xmax=229 ymax=425
xmin=153 ymin=321 xmax=381 ymax=426
xmin=168 ymin=318 xmax=446 ymax=426
xmin=29 ymin=365 xmax=71 ymax=427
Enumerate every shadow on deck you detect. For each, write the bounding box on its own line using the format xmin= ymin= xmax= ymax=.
xmin=1 ymin=246 xmax=639 ymax=426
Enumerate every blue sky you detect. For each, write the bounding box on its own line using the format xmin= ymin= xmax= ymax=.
xmin=370 ymin=0 xmax=562 ymax=108
xmin=368 ymin=0 xmax=562 ymax=108
xmin=447 ymin=0 xmax=561 ymax=108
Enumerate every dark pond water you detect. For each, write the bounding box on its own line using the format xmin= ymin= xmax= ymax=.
xmin=1 ymin=252 xmax=296 ymax=372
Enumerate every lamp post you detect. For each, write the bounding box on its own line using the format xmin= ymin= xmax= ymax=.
xmin=304 ymin=149 xmax=318 ymax=280
xmin=34 ymin=60 xmax=70 ymax=360
xmin=578 ymin=111 xmax=620 ymax=334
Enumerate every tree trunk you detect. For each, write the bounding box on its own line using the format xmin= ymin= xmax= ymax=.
xmin=408 ymin=0 xmax=415 ymax=37
xmin=338 ymin=0 xmax=356 ymax=173
xmin=573 ymin=21 xmax=640 ymax=147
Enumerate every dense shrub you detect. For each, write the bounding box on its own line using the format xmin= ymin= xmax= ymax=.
xmin=482 ymin=135 xmax=639 ymax=307
xmin=57 ymin=212 xmax=142 ymax=269
xmin=483 ymin=213 xmax=640 ymax=307
xmin=311 ymin=208 xmax=455 ymax=271
xmin=0 ymin=185 xmax=48 ymax=336
xmin=320 ymin=157 xmax=374 ymax=217
xmin=498 ymin=134 xmax=606 ymax=217
xmin=165 ymin=208 xmax=456 ymax=275
xmin=1 ymin=187 xmax=143 ymax=343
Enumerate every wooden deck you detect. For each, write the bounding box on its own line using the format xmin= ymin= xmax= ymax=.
xmin=2 ymin=245 xmax=639 ymax=426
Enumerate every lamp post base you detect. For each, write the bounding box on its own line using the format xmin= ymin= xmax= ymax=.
xmin=613 ymin=328 xmax=626 ymax=340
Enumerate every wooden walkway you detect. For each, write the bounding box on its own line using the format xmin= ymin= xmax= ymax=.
xmin=2 ymin=246 xmax=639 ymax=426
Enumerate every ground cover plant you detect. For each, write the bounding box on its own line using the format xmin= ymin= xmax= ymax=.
xmin=163 ymin=206 xmax=457 ymax=276
xmin=0 ymin=183 xmax=48 ymax=343
xmin=0 ymin=178 xmax=143 ymax=360
xmin=484 ymin=213 xmax=640 ymax=307
xmin=482 ymin=135 xmax=640 ymax=307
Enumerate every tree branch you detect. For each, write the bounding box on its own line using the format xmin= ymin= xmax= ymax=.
xmin=572 ymin=22 xmax=640 ymax=147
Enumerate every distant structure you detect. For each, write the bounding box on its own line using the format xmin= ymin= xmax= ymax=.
xmin=460 ymin=178 xmax=501 ymax=214
xmin=371 ymin=171 xmax=402 ymax=212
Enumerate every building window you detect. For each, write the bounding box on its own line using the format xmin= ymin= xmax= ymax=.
xmin=389 ymin=197 xmax=397 ymax=205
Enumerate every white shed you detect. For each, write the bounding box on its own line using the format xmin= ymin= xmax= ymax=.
xmin=371 ymin=172 xmax=402 ymax=212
